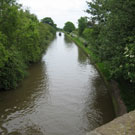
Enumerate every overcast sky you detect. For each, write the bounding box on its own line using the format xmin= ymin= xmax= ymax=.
xmin=18 ymin=0 xmax=89 ymax=28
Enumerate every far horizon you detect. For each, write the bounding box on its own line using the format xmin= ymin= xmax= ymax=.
xmin=18 ymin=0 xmax=89 ymax=28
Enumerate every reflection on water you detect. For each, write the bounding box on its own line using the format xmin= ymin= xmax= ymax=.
xmin=84 ymin=76 xmax=114 ymax=130
xmin=0 ymin=62 xmax=49 ymax=135
xmin=64 ymin=35 xmax=72 ymax=44
xmin=0 ymin=32 xmax=114 ymax=135
xmin=78 ymin=46 xmax=89 ymax=65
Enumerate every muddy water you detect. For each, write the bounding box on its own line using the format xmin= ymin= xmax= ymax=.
xmin=0 ymin=33 xmax=114 ymax=135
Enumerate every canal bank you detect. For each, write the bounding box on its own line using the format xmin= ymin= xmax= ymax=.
xmin=65 ymin=33 xmax=127 ymax=117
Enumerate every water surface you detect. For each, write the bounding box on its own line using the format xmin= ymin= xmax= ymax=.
xmin=0 ymin=33 xmax=114 ymax=135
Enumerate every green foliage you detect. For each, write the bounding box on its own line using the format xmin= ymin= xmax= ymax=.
xmin=41 ymin=17 xmax=57 ymax=29
xmin=0 ymin=33 xmax=8 ymax=68
xmin=121 ymin=36 xmax=135 ymax=84
xmin=85 ymin=0 xmax=135 ymax=110
xmin=78 ymin=17 xmax=88 ymax=36
xmin=0 ymin=48 xmax=26 ymax=90
xmin=96 ymin=62 xmax=111 ymax=80
xmin=0 ymin=1 xmax=56 ymax=90
xmin=63 ymin=21 xmax=75 ymax=33
xmin=38 ymin=23 xmax=56 ymax=51
xmin=86 ymin=0 xmax=135 ymax=83
xmin=82 ymin=28 xmax=93 ymax=41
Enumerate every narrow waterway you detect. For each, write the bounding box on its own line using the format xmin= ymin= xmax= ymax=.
xmin=0 ymin=33 xmax=114 ymax=135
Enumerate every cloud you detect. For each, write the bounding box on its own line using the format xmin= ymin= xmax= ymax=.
xmin=18 ymin=0 xmax=88 ymax=28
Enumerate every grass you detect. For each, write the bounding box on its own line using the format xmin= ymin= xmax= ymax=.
xmin=96 ymin=63 xmax=111 ymax=80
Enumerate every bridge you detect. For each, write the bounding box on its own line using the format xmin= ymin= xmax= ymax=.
xmin=87 ymin=110 xmax=135 ymax=135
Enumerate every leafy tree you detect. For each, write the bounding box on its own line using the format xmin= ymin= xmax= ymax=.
xmin=41 ymin=17 xmax=57 ymax=29
xmin=82 ymin=28 xmax=93 ymax=42
xmin=0 ymin=32 xmax=8 ymax=68
xmin=0 ymin=0 xmax=56 ymax=90
xmin=0 ymin=47 xmax=26 ymax=90
xmin=63 ymin=21 xmax=75 ymax=33
xmin=78 ymin=17 xmax=88 ymax=36
xmin=38 ymin=23 xmax=56 ymax=51
xmin=85 ymin=0 xmax=135 ymax=110
xmin=86 ymin=0 xmax=135 ymax=82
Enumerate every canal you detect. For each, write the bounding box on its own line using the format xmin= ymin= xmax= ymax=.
xmin=0 ymin=33 xmax=114 ymax=135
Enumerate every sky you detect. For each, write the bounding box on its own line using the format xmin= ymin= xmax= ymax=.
xmin=18 ymin=0 xmax=89 ymax=28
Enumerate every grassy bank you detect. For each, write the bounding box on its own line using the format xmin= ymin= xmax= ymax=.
xmin=65 ymin=33 xmax=127 ymax=116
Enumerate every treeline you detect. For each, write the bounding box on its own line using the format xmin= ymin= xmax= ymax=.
xmin=84 ymin=0 xmax=135 ymax=86
xmin=84 ymin=0 xmax=135 ymax=111
xmin=0 ymin=0 xmax=56 ymax=90
xmin=63 ymin=0 xmax=135 ymax=111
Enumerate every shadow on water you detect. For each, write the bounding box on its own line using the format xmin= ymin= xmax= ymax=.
xmin=64 ymin=35 xmax=75 ymax=50
xmin=64 ymin=35 xmax=73 ymax=44
xmin=0 ymin=62 xmax=49 ymax=135
xmin=77 ymin=47 xmax=89 ymax=65
xmin=76 ymin=45 xmax=114 ymax=131
xmin=83 ymin=76 xmax=115 ymax=131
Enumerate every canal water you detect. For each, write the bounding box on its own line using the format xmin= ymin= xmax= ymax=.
xmin=0 ymin=33 xmax=114 ymax=135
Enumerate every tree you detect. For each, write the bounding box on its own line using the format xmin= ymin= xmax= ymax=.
xmin=82 ymin=28 xmax=93 ymax=42
xmin=85 ymin=0 xmax=135 ymax=111
xmin=41 ymin=17 xmax=57 ymax=29
xmin=63 ymin=21 xmax=75 ymax=33
xmin=0 ymin=0 xmax=56 ymax=90
xmin=86 ymin=0 xmax=135 ymax=85
xmin=78 ymin=17 xmax=88 ymax=36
